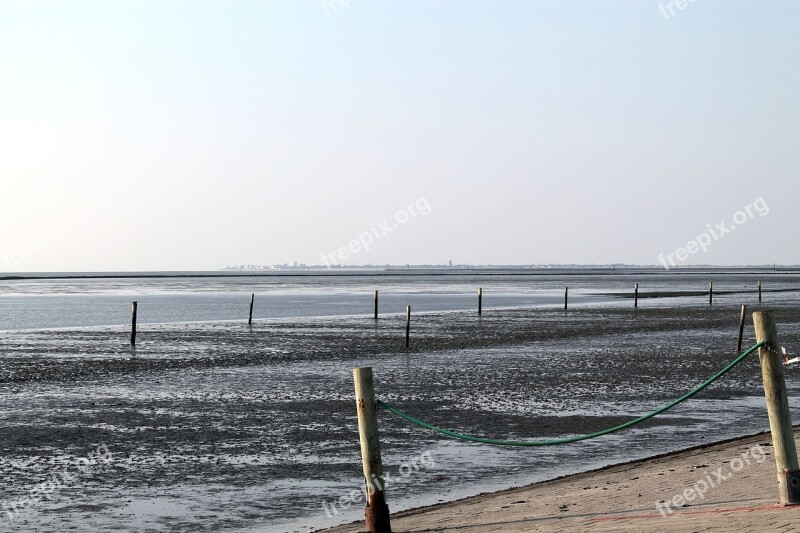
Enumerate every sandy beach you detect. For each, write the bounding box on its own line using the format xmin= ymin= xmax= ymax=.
xmin=325 ymin=428 xmax=800 ymax=532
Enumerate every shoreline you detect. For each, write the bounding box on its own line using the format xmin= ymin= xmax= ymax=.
xmin=323 ymin=428 xmax=800 ymax=532
xmin=2 ymin=266 xmax=799 ymax=281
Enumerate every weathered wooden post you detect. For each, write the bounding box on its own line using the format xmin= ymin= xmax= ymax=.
xmin=737 ymin=304 xmax=747 ymax=353
xmin=709 ymin=281 xmax=713 ymax=305
xmin=753 ymin=310 xmax=800 ymax=505
xmin=759 ymin=280 xmax=763 ymax=303
xmin=404 ymin=306 xmax=411 ymax=348
xmin=634 ymin=283 xmax=639 ymax=308
xmin=374 ymin=290 xmax=379 ymax=320
xmin=353 ymin=367 xmax=391 ymax=532
xmin=248 ymin=293 xmax=255 ymax=325
xmin=478 ymin=288 xmax=483 ymax=315
xmin=564 ymin=286 xmax=568 ymax=310
xmin=130 ymin=301 xmax=138 ymax=345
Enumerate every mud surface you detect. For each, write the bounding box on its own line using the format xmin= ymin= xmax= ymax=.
xmin=2 ymin=291 xmax=800 ymax=531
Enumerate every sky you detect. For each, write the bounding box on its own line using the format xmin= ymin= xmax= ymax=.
xmin=1 ymin=0 xmax=798 ymax=272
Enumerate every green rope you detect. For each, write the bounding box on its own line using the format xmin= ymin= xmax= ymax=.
xmin=378 ymin=341 xmax=765 ymax=447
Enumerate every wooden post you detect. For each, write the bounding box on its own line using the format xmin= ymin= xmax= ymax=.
xmin=374 ymin=290 xmax=379 ymax=320
xmin=709 ymin=281 xmax=713 ymax=305
xmin=353 ymin=367 xmax=391 ymax=532
xmin=737 ymin=304 xmax=747 ymax=353
xmin=753 ymin=310 xmax=800 ymax=505
xmin=634 ymin=283 xmax=639 ymax=308
xmin=405 ymin=306 xmax=411 ymax=348
xmin=248 ymin=293 xmax=255 ymax=325
xmin=478 ymin=288 xmax=482 ymax=315
xmin=130 ymin=301 xmax=138 ymax=346
xmin=564 ymin=286 xmax=568 ymax=310
xmin=759 ymin=280 xmax=763 ymax=303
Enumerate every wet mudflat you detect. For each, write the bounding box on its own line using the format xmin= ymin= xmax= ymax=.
xmin=2 ymin=297 xmax=800 ymax=532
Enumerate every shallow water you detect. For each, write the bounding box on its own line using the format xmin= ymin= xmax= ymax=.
xmin=1 ymin=269 xmax=797 ymax=330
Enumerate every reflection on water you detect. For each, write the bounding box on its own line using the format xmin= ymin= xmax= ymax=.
xmin=1 ymin=270 xmax=798 ymax=330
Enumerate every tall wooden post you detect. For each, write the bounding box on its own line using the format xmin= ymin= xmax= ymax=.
xmin=478 ymin=288 xmax=483 ymax=315
xmin=130 ymin=301 xmax=138 ymax=346
xmin=374 ymin=290 xmax=379 ymax=320
xmin=709 ymin=281 xmax=713 ymax=305
xmin=737 ymin=304 xmax=747 ymax=353
xmin=753 ymin=310 xmax=800 ymax=505
xmin=404 ymin=306 xmax=411 ymax=348
xmin=564 ymin=287 xmax=568 ymax=310
xmin=248 ymin=293 xmax=255 ymax=325
xmin=634 ymin=283 xmax=639 ymax=308
xmin=353 ymin=368 xmax=391 ymax=532
xmin=759 ymin=280 xmax=763 ymax=302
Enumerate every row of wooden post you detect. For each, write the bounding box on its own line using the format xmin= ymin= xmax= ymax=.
xmin=127 ymin=281 xmax=767 ymax=346
xmin=400 ymin=282 xmax=759 ymax=349
xmin=130 ymin=294 xmax=255 ymax=346
xmin=564 ymin=280 xmax=762 ymax=312
xmin=353 ymin=309 xmax=800 ymax=531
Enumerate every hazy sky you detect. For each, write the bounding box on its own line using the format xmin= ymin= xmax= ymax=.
xmin=1 ymin=0 xmax=798 ymax=272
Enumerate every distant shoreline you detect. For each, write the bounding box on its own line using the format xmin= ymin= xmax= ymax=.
xmin=2 ymin=266 xmax=799 ymax=282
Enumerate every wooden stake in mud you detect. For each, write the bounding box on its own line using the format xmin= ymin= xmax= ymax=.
xmin=374 ymin=290 xmax=379 ymax=320
xmin=737 ymin=304 xmax=747 ymax=353
xmin=564 ymin=286 xmax=568 ymax=310
xmin=353 ymin=367 xmax=392 ymax=532
xmin=405 ymin=306 xmax=411 ymax=348
xmin=709 ymin=281 xmax=713 ymax=305
xmin=753 ymin=310 xmax=800 ymax=505
xmin=248 ymin=293 xmax=255 ymax=325
xmin=478 ymin=288 xmax=483 ymax=315
xmin=634 ymin=283 xmax=639 ymax=308
xmin=759 ymin=280 xmax=763 ymax=303
xmin=130 ymin=301 xmax=138 ymax=345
